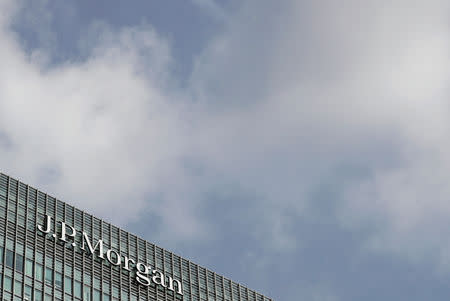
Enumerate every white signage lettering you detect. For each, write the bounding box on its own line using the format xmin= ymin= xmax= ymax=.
xmin=37 ymin=215 xmax=183 ymax=295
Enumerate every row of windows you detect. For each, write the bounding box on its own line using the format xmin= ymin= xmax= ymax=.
xmin=1 ymin=272 xmax=113 ymax=301
xmin=0 ymin=247 xmax=151 ymax=301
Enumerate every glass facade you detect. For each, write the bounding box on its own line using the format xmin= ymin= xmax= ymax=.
xmin=0 ymin=173 xmax=272 ymax=301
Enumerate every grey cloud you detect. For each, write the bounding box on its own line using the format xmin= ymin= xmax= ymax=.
xmin=0 ymin=1 xmax=190 ymax=230
xmin=187 ymin=0 xmax=450 ymax=264
xmin=0 ymin=131 xmax=13 ymax=150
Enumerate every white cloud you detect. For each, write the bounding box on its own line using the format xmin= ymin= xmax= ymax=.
xmin=2 ymin=0 xmax=450 ymax=273
xmin=188 ymin=0 xmax=450 ymax=262
xmin=0 ymin=1 xmax=206 ymax=241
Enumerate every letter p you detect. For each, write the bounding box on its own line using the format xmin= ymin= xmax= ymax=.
xmin=60 ymin=222 xmax=76 ymax=242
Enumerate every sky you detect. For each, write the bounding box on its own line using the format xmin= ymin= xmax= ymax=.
xmin=1 ymin=0 xmax=450 ymax=300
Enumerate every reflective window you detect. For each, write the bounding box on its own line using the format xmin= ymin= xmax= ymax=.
xmin=45 ymin=267 xmax=53 ymax=285
xmin=14 ymin=280 xmax=22 ymax=296
xmin=112 ymin=287 xmax=119 ymax=298
xmin=24 ymin=285 xmax=33 ymax=301
xmin=25 ymin=259 xmax=34 ymax=277
xmin=35 ymin=263 xmax=43 ymax=282
xmin=74 ymin=281 xmax=82 ymax=298
xmin=5 ymin=249 xmax=14 ymax=268
xmin=4 ymin=275 xmax=12 ymax=292
xmin=55 ymin=272 xmax=63 ymax=290
xmin=83 ymin=285 xmax=91 ymax=301
xmin=15 ymin=254 xmax=24 ymax=273
xmin=93 ymin=289 xmax=101 ymax=301
xmin=35 ymin=290 xmax=43 ymax=301
xmin=64 ymin=276 xmax=72 ymax=294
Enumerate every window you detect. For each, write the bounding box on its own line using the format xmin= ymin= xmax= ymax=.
xmin=74 ymin=281 xmax=82 ymax=299
xmin=24 ymin=285 xmax=33 ymax=301
xmin=65 ymin=276 xmax=73 ymax=295
xmin=0 ymin=246 xmax=3 ymax=262
xmin=4 ymin=275 xmax=12 ymax=292
xmin=93 ymin=290 xmax=101 ymax=301
xmin=35 ymin=263 xmax=43 ymax=282
xmin=45 ymin=267 xmax=53 ymax=285
xmin=3 ymin=292 xmax=12 ymax=301
xmin=55 ymin=272 xmax=63 ymax=290
xmin=14 ymin=280 xmax=22 ymax=296
xmin=25 ymin=259 xmax=33 ymax=277
xmin=121 ymin=291 xmax=128 ymax=301
xmin=5 ymin=249 xmax=14 ymax=268
xmin=55 ymin=260 xmax=63 ymax=272
xmin=75 ymin=269 xmax=82 ymax=281
xmin=112 ymin=287 xmax=119 ymax=298
xmin=35 ymin=290 xmax=43 ymax=301
xmin=83 ymin=285 xmax=91 ymax=301
xmin=15 ymin=254 xmax=24 ymax=273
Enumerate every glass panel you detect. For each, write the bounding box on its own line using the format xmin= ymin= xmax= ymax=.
xmin=45 ymin=267 xmax=53 ymax=285
xmin=65 ymin=276 xmax=73 ymax=294
xmin=35 ymin=263 xmax=43 ymax=282
xmin=25 ymin=259 xmax=34 ymax=277
xmin=93 ymin=278 xmax=100 ymax=290
xmin=74 ymin=281 xmax=82 ymax=298
xmin=14 ymin=280 xmax=22 ymax=296
xmin=5 ymin=249 xmax=14 ymax=268
xmin=35 ymin=290 xmax=43 ymax=301
xmin=75 ymin=269 xmax=82 ymax=281
xmin=4 ymin=275 xmax=13 ymax=292
xmin=55 ymin=260 xmax=63 ymax=272
xmin=15 ymin=254 xmax=24 ymax=273
xmin=3 ymin=292 xmax=12 ymax=301
xmin=84 ymin=285 xmax=91 ymax=301
xmin=55 ymin=272 xmax=63 ymax=290
xmin=112 ymin=287 xmax=119 ymax=298
xmin=121 ymin=291 xmax=128 ymax=301
xmin=24 ymin=285 xmax=33 ymax=300
xmin=93 ymin=290 xmax=101 ymax=301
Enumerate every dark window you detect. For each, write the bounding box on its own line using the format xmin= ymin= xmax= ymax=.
xmin=15 ymin=254 xmax=24 ymax=273
xmin=55 ymin=272 xmax=63 ymax=290
xmin=5 ymin=249 xmax=14 ymax=268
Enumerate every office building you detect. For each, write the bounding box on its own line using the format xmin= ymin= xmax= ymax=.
xmin=0 ymin=173 xmax=272 ymax=301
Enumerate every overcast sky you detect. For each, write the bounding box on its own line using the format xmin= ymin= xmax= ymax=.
xmin=1 ymin=0 xmax=450 ymax=300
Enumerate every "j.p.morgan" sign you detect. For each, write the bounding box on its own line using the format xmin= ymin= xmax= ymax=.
xmin=37 ymin=215 xmax=183 ymax=295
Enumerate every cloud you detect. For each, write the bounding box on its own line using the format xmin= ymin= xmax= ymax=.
xmin=188 ymin=0 xmax=450 ymax=263
xmin=191 ymin=0 xmax=228 ymax=22
xmin=2 ymin=0 xmax=450 ymax=280
xmin=0 ymin=1 xmax=199 ymax=234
